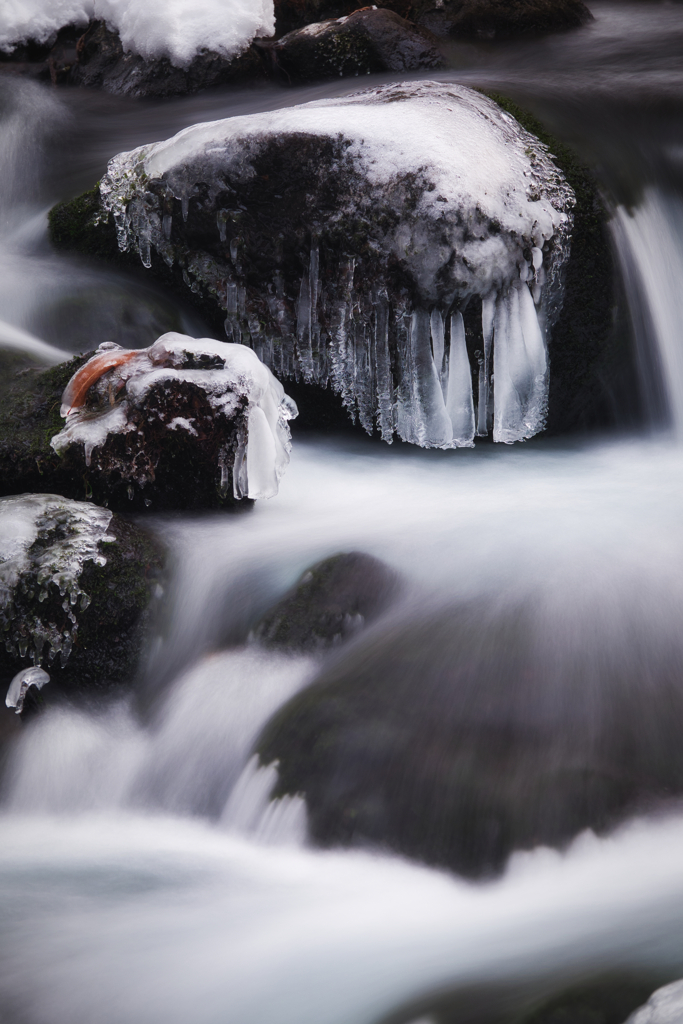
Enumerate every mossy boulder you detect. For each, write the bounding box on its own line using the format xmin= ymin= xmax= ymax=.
xmin=256 ymin=8 xmax=443 ymax=82
xmin=0 ymin=493 xmax=164 ymax=703
xmin=254 ymin=551 xmax=401 ymax=651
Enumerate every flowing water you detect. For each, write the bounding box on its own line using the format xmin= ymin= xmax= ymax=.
xmin=2 ymin=4 xmax=683 ymax=1022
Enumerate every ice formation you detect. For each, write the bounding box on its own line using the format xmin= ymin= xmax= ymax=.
xmin=5 ymin=666 xmax=50 ymax=714
xmin=0 ymin=493 xmax=114 ymax=667
xmin=0 ymin=0 xmax=274 ymax=66
xmin=51 ymin=334 xmax=298 ymax=500
xmin=98 ymin=81 xmax=574 ymax=448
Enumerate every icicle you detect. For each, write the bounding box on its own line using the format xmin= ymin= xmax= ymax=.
xmin=446 ymin=311 xmax=475 ymax=447
xmin=245 ymin=407 xmax=278 ymax=499
xmin=296 ymin=269 xmax=314 ymax=380
xmin=5 ymin=666 xmax=49 ymax=715
xmin=478 ymin=296 xmax=495 ymax=436
xmin=493 ymin=284 xmax=548 ymax=443
xmin=373 ymin=293 xmax=394 ymax=443
xmin=430 ymin=310 xmax=445 ymax=390
xmin=406 ymin=310 xmax=453 ymax=447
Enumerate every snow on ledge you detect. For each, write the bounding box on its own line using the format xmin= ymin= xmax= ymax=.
xmin=0 ymin=0 xmax=275 ymax=66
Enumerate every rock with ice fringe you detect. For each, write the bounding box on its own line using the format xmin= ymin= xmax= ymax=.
xmin=48 ymin=332 xmax=297 ymax=509
xmin=0 ymin=493 xmax=163 ymax=696
xmin=92 ymin=81 xmax=573 ymax=447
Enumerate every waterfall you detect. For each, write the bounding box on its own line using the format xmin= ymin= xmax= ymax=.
xmin=612 ymin=189 xmax=683 ymax=435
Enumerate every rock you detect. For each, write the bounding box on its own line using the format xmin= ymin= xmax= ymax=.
xmin=255 ymin=8 xmax=443 ymax=82
xmin=0 ymin=493 xmax=164 ymax=698
xmin=623 ymin=980 xmax=683 ymax=1024
xmin=0 ymin=333 xmax=297 ymax=512
xmin=411 ymin=0 xmax=592 ymax=40
xmin=254 ymin=551 xmax=401 ymax=651
xmin=50 ymin=82 xmax=578 ymax=448
xmin=258 ymin=601 xmax=683 ymax=878
xmin=69 ymin=20 xmax=269 ymax=99
xmin=272 ymin=0 xmax=592 ymax=39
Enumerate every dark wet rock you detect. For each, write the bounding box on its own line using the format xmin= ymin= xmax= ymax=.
xmin=0 ymin=334 xmax=295 ymax=512
xmin=258 ymin=601 xmax=683 ymax=878
xmin=254 ymin=552 xmax=401 ymax=651
xmin=273 ymin=0 xmax=591 ymax=39
xmin=49 ymin=82 xmax=581 ymax=447
xmin=382 ymin=973 xmax=669 ymax=1024
xmin=0 ymin=493 xmax=164 ymax=700
xmin=256 ymin=8 xmax=443 ymax=82
xmin=69 ymin=20 xmax=269 ymax=99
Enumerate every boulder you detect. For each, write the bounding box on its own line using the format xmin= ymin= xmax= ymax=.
xmin=0 ymin=493 xmax=164 ymax=699
xmin=255 ymin=8 xmax=443 ymax=82
xmin=69 ymin=21 xmax=269 ymax=99
xmin=0 ymin=333 xmax=297 ymax=512
xmin=253 ymin=551 xmax=401 ymax=651
xmin=258 ymin=601 xmax=683 ymax=878
xmin=50 ymin=82 xmax=580 ymax=447
xmin=624 ymin=980 xmax=683 ymax=1024
xmin=272 ymin=0 xmax=592 ymax=39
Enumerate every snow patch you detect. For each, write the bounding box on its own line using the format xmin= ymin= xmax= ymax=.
xmin=0 ymin=0 xmax=275 ymax=66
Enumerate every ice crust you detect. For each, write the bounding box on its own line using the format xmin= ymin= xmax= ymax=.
xmin=51 ymin=333 xmax=298 ymax=501
xmin=99 ymin=82 xmax=575 ymax=448
xmin=5 ymin=666 xmax=50 ymax=714
xmin=0 ymin=0 xmax=275 ymax=66
xmin=0 ymin=494 xmax=114 ymax=667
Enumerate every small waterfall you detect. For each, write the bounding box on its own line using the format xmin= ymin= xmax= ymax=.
xmin=612 ymin=189 xmax=683 ymax=433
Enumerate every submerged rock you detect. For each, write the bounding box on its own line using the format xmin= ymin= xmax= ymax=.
xmin=0 ymin=493 xmax=163 ymax=697
xmin=52 ymin=82 xmax=575 ymax=448
xmin=0 ymin=333 xmax=297 ymax=511
xmin=258 ymin=601 xmax=683 ymax=878
xmin=256 ymin=8 xmax=443 ymax=82
xmin=254 ymin=552 xmax=400 ymax=651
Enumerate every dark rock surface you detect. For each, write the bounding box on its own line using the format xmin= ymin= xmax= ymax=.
xmin=0 ymin=348 xmax=251 ymax=513
xmin=258 ymin=601 xmax=683 ymax=878
xmin=273 ymin=0 xmax=592 ymax=40
xmin=254 ymin=551 xmax=401 ymax=651
xmin=0 ymin=495 xmax=164 ymax=700
xmin=256 ymin=8 xmax=443 ymax=82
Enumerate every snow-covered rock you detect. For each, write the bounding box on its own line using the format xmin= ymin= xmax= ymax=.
xmin=624 ymin=981 xmax=683 ymax=1024
xmin=0 ymin=0 xmax=274 ymax=67
xmin=96 ymin=81 xmax=574 ymax=447
xmin=0 ymin=493 xmax=163 ymax=695
xmin=51 ymin=333 xmax=297 ymax=504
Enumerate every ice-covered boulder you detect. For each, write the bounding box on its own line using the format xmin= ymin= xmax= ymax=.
xmin=624 ymin=981 xmax=683 ymax=1024
xmin=255 ymin=8 xmax=443 ymax=82
xmin=0 ymin=0 xmax=274 ymax=66
xmin=0 ymin=493 xmax=163 ymax=697
xmin=0 ymin=333 xmax=297 ymax=511
xmin=85 ymin=82 xmax=573 ymax=447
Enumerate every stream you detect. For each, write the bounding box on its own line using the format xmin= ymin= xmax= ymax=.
xmin=2 ymin=4 xmax=683 ymax=1022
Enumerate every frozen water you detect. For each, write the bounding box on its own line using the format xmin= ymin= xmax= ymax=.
xmin=5 ymin=666 xmax=49 ymax=714
xmin=0 ymin=494 xmax=114 ymax=667
xmin=625 ymin=980 xmax=683 ymax=1023
xmin=0 ymin=0 xmax=275 ymax=66
xmin=98 ymin=82 xmax=573 ymax=449
xmin=51 ymin=332 xmax=298 ymax=500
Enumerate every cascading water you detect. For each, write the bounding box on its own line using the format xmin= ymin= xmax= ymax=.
xmin=3 ymin=4 xmax=683 ymax=1023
